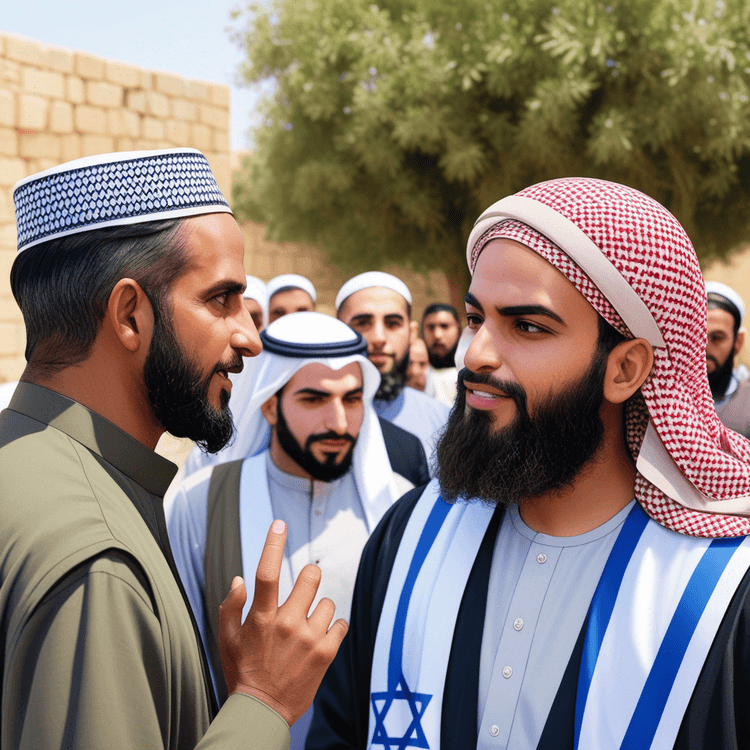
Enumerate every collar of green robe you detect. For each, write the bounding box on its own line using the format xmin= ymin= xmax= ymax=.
xmin=7 ymin=382 xmax=177 ymax=496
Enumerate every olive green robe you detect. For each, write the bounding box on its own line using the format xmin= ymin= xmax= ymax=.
xmin=0 ymin=382 xmax=289 ymax=749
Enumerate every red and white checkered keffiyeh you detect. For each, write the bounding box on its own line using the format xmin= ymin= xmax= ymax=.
xmin=469 ymin=177 xmax=750 ymax=538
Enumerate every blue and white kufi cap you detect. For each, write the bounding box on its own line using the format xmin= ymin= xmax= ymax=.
xmin=13 ymin=148 xmax=231 ymax=253
xmin=266 ymin=274 xmax=317 ymax=303
xmin=335 ymin=271 xmax=412 ymax=312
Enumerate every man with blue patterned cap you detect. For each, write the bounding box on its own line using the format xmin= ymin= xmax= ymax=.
xmin=705 ymin=281 xmax=750 ymax=437
xmin=1 ymin=149 xmax=346 ymax=749
xmin=336 ymin=271 xmax=449 ymax=466
xmin=167 ymin=311 xmax=403 ymax=748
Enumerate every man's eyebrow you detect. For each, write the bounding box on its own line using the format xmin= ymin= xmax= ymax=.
xmin=204 ymin=280 xmax=245 ymax=298
xmin=293 ymin=388 xmax=331 ymax=397
xmin=345 ymin=387 xmax=364 ymax=397
xmin=465 ymin=292 xmax=483 ymax=312
xmin=384 ymin=313 xmax=405 ymax=321
xmin=499 ymin=304 xmax=565 ymax=325
xmin=349 ymin=313 xmax=374 ymax=323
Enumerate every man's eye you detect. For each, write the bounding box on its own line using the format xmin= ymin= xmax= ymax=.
xmin=517 ymin=320 xmax=546 ymax=334
xmin=212 ymin=292 xmax=229 ymax=306
xmin=466 ymin=314 xmax=482 ymax=328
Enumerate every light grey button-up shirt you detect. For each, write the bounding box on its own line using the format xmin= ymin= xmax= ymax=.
xmin=266 ymin=453 xmax=369 ymax=621
xmin=477 ymin=500 xmax=635 ymax=749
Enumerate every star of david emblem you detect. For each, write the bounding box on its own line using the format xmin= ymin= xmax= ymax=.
xmin=371 ymin=673 xmax=432 ymax=749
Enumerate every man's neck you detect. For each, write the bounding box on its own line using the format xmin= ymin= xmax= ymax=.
xmin=22 ymin=353 xmax=163 ymax=451
xmin=518 ymin=410 xmax=637 ymax=537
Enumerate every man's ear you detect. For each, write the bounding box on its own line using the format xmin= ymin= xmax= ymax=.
xmin=734 ymin=327 xmax=745 ymax=357
xmin=409 ymin=320 xmax=418 ymax=344
xmin=260 ymin=394 xmax=278 ymax=427
xmin=602 ymin=338 xmax=654 ymax=405
xmin=107 ymin=278 xmax=154 ymax=353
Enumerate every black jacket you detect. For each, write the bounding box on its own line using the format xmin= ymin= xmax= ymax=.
xmin=308 ymin=486 xmax=750 ymax=750
xmin=378 ymin=417 xmax=430 ymax=488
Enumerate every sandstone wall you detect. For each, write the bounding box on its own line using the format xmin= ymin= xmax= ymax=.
xmin=0 ymin=32 xmax=231 ymax=382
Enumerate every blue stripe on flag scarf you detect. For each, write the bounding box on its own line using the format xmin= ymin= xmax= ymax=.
xmin=574 ymin=503 xmax=649 ymax=748
xmin=388 ymin=497 xmax=452 ymax=691
xmin=619 ymin=535 xmax=743 ymax=749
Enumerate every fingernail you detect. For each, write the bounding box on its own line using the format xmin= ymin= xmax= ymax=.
xmin=272 ymin=519 xmax=285 ymax=534
xmin=231 ymin=576 xmax=244 ymax=590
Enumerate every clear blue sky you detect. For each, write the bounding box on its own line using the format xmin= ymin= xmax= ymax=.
xmin=2 ymin=0 xmax=263 ymax=150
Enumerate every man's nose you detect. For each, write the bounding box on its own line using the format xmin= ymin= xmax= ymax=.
xmin=230 ymin=301 xmax=262 ymax=359
xmin=324 ymin=400 xmax=348 ymax=433
xmin=463 ymin=324 xmax=502 ymax=373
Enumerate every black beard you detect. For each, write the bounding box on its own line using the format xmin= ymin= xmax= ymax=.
xmin=374 ymin=350 xmax=410 ymax=402
xmin=427 ymin=341 xmax=459 ymax=369
xmin=435 ymin=353 xmax=608 ymax=507
xmin=143 ymin=309 xmax=238 ymax=454
xmin=707 ymin=348 xmax=735 ymax=399
xmin=275 ymin=397 xmax=357 ymax=482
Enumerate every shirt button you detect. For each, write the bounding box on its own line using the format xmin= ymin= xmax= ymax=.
xmin=537 ymin=553 xmax=547 ymax=563
xmin=513 ymin=618 xmax=523 ymax=631
xmin=489 ymin=725 xmax=500 ymax=737
xmin=315 ymin=509 xmax=322 ymax=516
xmin=502 ymin=666 xmax=512 ymax=678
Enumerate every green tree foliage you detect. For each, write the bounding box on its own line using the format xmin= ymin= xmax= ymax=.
xmin=232 ymin=0 xmax=750 ymax=288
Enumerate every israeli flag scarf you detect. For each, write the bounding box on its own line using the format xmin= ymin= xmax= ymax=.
xmin=368 ymin=479 xmax=750 ymax=750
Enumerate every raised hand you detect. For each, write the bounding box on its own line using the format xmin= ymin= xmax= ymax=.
xmin=218 ymin=519 xmax=348 ymax=726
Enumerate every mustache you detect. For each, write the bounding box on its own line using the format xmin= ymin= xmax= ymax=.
xmin=213 ymin=355 xmax=244 ymax=376
xmin=459 ymin=367 xmax=527 ymax=404
xmin=306 ymin=431 xmax=357 ymax=449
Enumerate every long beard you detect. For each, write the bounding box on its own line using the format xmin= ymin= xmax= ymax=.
xmin=707 ymin=349 xmax=735 ymax=399
xmin=428 ymin=341 xmax=459 ymax=370
xmin=435 ymin=353 xmax=608 ymax=507
xmin=275 ymin=397 xmax=357 ymax=482
xmin=143 ymin=311 xmax=237 ymax=454
xmin=374 ymin=350 xmax=410 ymax=402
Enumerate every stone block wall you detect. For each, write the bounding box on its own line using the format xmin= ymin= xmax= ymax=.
xmin=0 ymin=32 xmax=231 ymax=382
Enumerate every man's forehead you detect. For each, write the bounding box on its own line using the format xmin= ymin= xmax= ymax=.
xmin=425 ymin=310 xmax=457 ymax=325
xmin=287 ymin=361 xmax=363 ymax=389
xmin=470 ymin=237 xmax=588 ymax=312
xmin=707 ymin=307 xmax=737 ymax=331
xmin=341 ymin=287 xmax=409 ymax=318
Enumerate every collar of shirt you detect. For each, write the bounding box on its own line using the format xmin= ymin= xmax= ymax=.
xmin=7 ymin=381 xmax=177 ymax=497
xmin=265 ymin=448 xmax=343 ymax=500
xmin=714 ymin=372 xmax=740 ymax=408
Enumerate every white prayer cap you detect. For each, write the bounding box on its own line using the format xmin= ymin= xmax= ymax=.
xmin=243 ymin=275 xmax=266 ymax=303
xmin=266 ymin=274 xmax=317 ymax=303
xmin=706 ymin=281 xmax=745 ymax=326
xmin=243 ymin=275 xmax=268 ymax=328
xmin=335 ymin=271 xmax=412 ymax=312
xmin=13 ymin=149 xmax=231 ymax=253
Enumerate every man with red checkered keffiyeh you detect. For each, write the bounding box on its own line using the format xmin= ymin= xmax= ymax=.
xmin=308 ymin=178 xmax=750 ymax=750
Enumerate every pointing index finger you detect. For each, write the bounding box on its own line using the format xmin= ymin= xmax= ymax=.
xmin=251 ymin=520 xmax=287 ymax=613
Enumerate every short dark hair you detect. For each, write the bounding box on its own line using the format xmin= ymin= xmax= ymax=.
xmin=707 ymin=295 xmax=742 ymax=335
xmin=423 ymin=303 xmax=460 ymax=324
xmin=597 ymin=315 xmax=627 ymax=354
xmin=269 ymin=285 xmax=312 ymax=300
xmin=11 ymin=219 xmax=189 ymax=378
